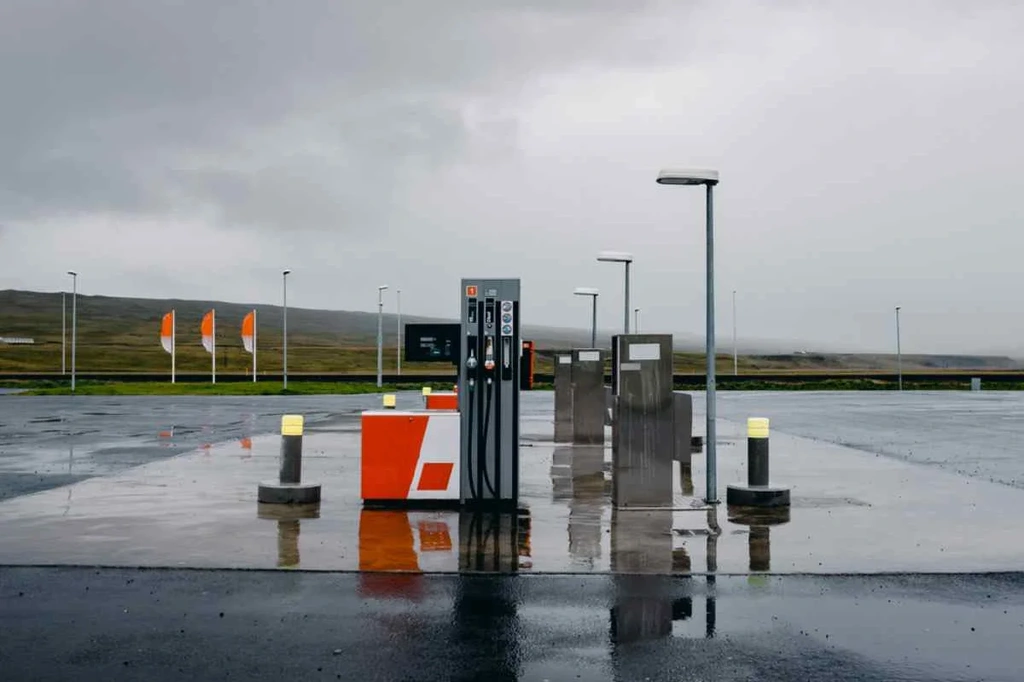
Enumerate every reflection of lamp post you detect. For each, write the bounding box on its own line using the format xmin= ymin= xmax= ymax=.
xmin=596 ymin=251 xmax=633 ymax=334
xmin=573 ymin=287 xmax=599 ymax=348
xmin=657 ymin=167 xmax=720 ymax=504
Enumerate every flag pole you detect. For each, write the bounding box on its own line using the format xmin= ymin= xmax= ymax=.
xmin=212 ymin=309 xmax=217 ymax=385
xmin=171 ymin=309 xmax=176 ymax=384
xmin=253 ymin=309 xmax=257 ymax=383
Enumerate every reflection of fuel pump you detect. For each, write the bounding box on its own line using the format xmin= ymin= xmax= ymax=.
xmin=459 ymin=280 xmax=521 ymax=508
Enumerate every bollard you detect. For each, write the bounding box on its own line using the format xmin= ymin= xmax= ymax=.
xmin=383 ymin=394 xmax=397 ymax=409
xmin=726 ymin=417 xmax=790 ymax=508
xmin=280 ymin=414 xmax=303 ymax=484
xmin=421 ymin=386 xmax=432 ymax=407
xmin=746 ymin=417 xmax=769 ymax=486
xmin=257 ymin=415 xmax=322 ymax=505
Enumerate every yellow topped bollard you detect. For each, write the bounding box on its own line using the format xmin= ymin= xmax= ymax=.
xmin=421 ymin=386 xmax=433 ymax=396
xmin=257 ymin=414 xmax=321 ymax=505
xmin=727 ymin=415 xmax=789 ymax=508
xmin=382 ymin=394 xmax=397 ymax=409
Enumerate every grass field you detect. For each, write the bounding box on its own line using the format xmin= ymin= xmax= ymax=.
xmin=1 ymin=380 xmax=460 ymax=396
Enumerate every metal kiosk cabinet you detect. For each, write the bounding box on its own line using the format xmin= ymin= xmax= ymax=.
xmin=611 ymin=334 xmax=674 ymax=508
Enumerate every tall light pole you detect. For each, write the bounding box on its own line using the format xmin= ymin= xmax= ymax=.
xmin=61 ymin=291 xmax=66 ymax=375
xmin=597 ymin=251 xmax=634 ymax=334
xmin=396 ymin=288 xmax=402 ymax=377
xmin=732 ymin=289 xmax=738 ymax=376
xmin=634 ymin=308 xmax=642 ymax=333
xmin=895 ymin=306 xmax=902 ymax=392
xmin=67 ymin=271 xmax=77 ymax=393
xmin=282 ymin=269 xmax=291 ymax=389
xmin=573 ymin=287 xmax=599 ymax=347
xmin=377 ymin=285 xmax=388 ymax=388
xmin=657 ymin=167 xmax=720 ymax=504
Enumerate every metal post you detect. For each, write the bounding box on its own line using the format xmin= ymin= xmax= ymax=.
xmin=895 ymin=306 xmax=902 ymax=391
xmin=282 ymin=270 xmax=290 ymax=389
xmin=732 ymin=289 xmax=738 ymax=376
xmin=397 ymin=289 xmax=402 ymax=377
xmin=590 ymin=295 xmax=598 ymax=348
xmin=377 ymin=288 xmax=384 ymax=388
xmin=68 ymin=272 xmax=77 ymax=394
xmin=623 ymin=261 xmax=631 ymax=334
xmin=634 ymin=308 xmax=641 ymax=333
xmin=61 ymin=291 xmax=66 ymax=375
xmin=705 ymin=184 xmax=717 ymax=504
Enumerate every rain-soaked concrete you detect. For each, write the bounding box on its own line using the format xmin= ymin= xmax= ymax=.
xmin=1 ymin=392 xmax=1024 ymax=573
xmin=4 ymin=390 xmax=1024 ymax=678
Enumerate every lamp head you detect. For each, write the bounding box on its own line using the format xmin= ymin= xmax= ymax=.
xmin=656 ymin=168 xmax=719 ymax=186
xmin=596 ymin=250 xmax=633 ymax=264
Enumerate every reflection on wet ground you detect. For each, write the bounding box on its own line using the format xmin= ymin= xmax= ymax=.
xmin=4 ymin=567 xmax=1024 ymax=681
xmin=2 ymin=392 xmax=1024 ymax=574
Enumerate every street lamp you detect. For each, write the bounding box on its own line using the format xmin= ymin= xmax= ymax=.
xmin=61 ymin=290 xmax=66 ymax=375
xmin=596 ymin=251 xmax=634 ymax=334
xmin=634 ymin=307 xmax=642 ymax=333
xmin=573 ymin=287 xmax=599 ymax=347
xmin=67 ymin=271 xmax=77 ymax=393
xmin=282 ymin=270 xmax=291 ymax=389
xmin=732 ymin=289 xmax=738 ymax=376
xmin=895 ymin=306 xmax=902 ymax=392
xmin=657 ymin=167 xmax=720 ymax=504
xmin=396 ymin=288 xmax=402 ymax=377
xmin=377 ymin=285 xmax=389 ymax=388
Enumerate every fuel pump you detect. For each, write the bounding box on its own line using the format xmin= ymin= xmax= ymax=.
xmin=459 ymin=279 xmax=521 ymax=508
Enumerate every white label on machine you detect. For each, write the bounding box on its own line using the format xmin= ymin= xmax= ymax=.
xmin=628 ymin=343 xmax=661 ymax=361
xmin=620 ymin=362 xmax=641 ymax=371
xmin=558 ymin=355 xmax=571 ymax=364
xmin=577 ymin=350 xmax=600 ymax=362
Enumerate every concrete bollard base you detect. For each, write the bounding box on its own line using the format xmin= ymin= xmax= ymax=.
xmin=257 ymin=481 xmax=322 ymax=505
xmin=726 ymin=484 xmax=790 ymax=508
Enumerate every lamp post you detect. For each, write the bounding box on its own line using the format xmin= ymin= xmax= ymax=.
xmin=657 ymin=167 xmax=720 ymax=504
xmin=634 ymin=308 xmax=641 ymax=333
xmin=597 ymin=251 xmax=634 ymax=334
xmin=573 ymin=287 xmax=599 ymax=347
xmin=895 ymin=306 xmax=902 ymax=392
xmin=732 ymin=289 xmax=738 ymax=376
xmin=61 ymin=291 xmax=66 ymax=375
xmin=67 ymin=271 xmax=77 ymax=393
xmin=396 ymin=288 xmax=402 ymax=377
xmin=377 ymin=285 xmax=388 ymax=388
xmin=282 ymin=269 xmax=291 ymax=389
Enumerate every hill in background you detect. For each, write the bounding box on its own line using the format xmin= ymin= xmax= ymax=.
xmin=1 ymin=289 xmax=1020 ymax=373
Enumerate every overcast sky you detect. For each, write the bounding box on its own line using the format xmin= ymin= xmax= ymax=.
xmin=2 ymin=0 xmax=1023 ymax=354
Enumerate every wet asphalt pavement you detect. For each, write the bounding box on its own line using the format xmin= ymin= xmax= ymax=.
xmin=4 ymin=391 xmax=1024 ymax=680
xmin=711 ymin=391 xmax=1024 ymax=489
xmin=0 ymin=394 xmax=387 ymax=502
xmin=2 ymin=567 xmax=1023 ymax=681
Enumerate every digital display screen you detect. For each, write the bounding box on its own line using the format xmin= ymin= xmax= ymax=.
xmin=404 ymin=323 xmax=461 ymax=363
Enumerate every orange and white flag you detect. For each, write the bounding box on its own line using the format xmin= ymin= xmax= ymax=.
xmin=241 ymin=310 xmax=255 ymax=354
xmin=201 ymin=310 xmax=215 ymax=353
xmin=160 ymin=311 xmax=174 ymax=354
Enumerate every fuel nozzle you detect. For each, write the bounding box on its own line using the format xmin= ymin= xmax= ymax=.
xmin=484 ymin=336 xmax=496 ymax=372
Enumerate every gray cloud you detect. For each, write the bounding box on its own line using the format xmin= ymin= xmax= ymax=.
xmin=3 ymin=0 xmax=1024 ymax=354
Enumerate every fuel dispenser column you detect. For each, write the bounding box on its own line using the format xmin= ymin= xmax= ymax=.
xmin=459 ymin=279 xmax=521 ymax=508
